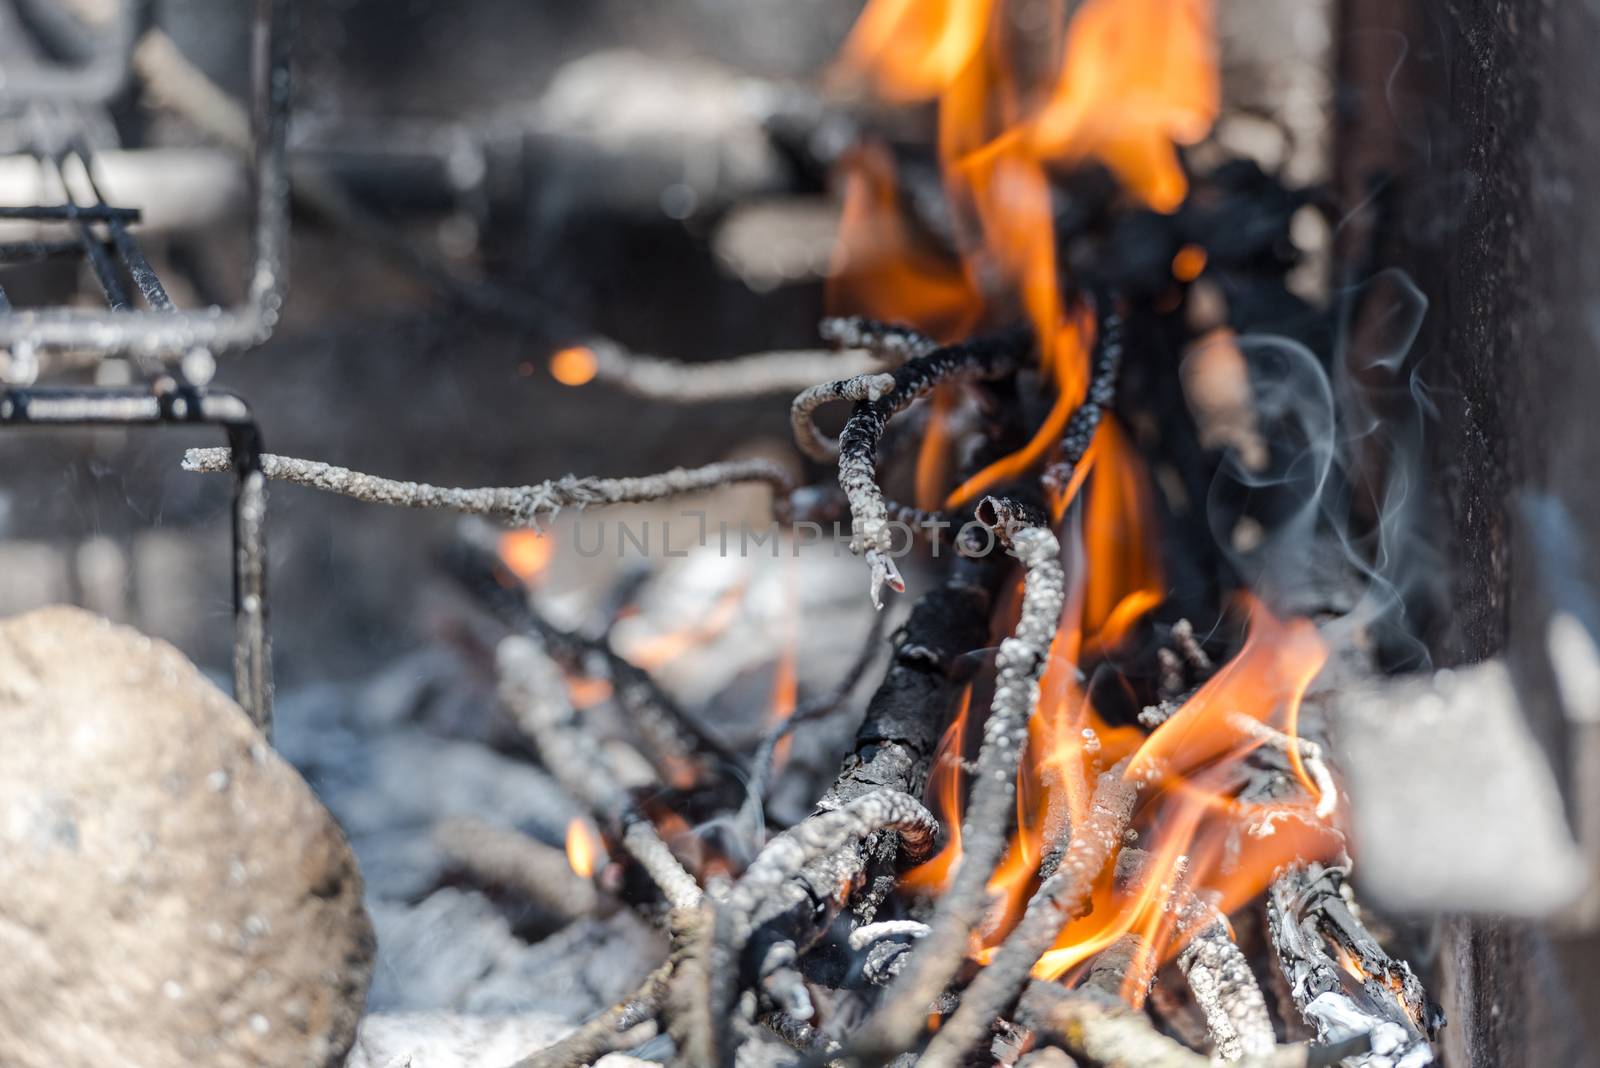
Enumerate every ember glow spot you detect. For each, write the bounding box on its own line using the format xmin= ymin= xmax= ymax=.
xmin=565 ymin=817 xmax=602 ymax=878
xmin=549 ymin=345 xmax=599 ymax=386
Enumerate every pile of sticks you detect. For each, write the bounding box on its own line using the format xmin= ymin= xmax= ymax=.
xmin=185 ymin=297 xmax=1438 ymax=1067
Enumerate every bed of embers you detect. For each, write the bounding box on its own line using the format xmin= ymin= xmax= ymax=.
xmin=183 ymin=1 xmax=1443 ymax=1065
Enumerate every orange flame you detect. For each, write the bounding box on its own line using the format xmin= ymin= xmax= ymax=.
xmin=839 ymin=0 xmax=1337 ymax=1000
xmin=566 ymin=817 xmax=603 ymax=878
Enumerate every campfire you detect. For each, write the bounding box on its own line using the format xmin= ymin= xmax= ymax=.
xmin=8 ymin=0 xmax=1599 ymax=1066
xmin=180 ymin=0 xmax=1440 ymax=1063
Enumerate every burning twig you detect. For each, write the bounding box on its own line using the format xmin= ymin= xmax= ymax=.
xmin=833 ymin=332 xmax=1031 ymax=605
xmin=852 ymin=498 xmax=1065 ymax=1058
xmin=182 ymin=448 xmax=795 ymax=528
xmin=1267 ymin=864 xmax=1436 ymax=1068
xmin=435 ymin=818 xmax=599 ymax=922
xmin=915 ymin=763 xmax=1140 ymax=1068
xmin=1043 ymin=306 xmax=1123 ymax=496
xmin=583 ymin=337 xmax=888 ymax=403
xmin=1227 ymin=713 xmax=1338 ymax=820
xmin=708 ymin=789 xmax=940 ymax=1062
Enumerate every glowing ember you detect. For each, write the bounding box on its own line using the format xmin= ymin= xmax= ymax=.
xmin=549 ymin=345 xmax=599 ymax=386
xmin=565 ymin=817 xmax=603 ymax=878
xmin=498 ymin=530 xmax=553 ymax=583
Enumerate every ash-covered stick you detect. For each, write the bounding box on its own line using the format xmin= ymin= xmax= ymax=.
xmin=497 ymin=635 xmax=705 ymax=912
xmin=716 ymin=557 xmax=998 ymax=1043
xmin=835 ymin=331 xmax=1031 ymax=606
xmin=818 ymin=316 xmax=939 ymax=364
xmin=914 ymin=762 xmax=1140 ymax=1068
xmin=585 ymin=337 xmax=887 ymax=403
xmin=792 ymin=372 xmax=898 ymax=462
xmin=852 ymin=498 xmax=1064 ymax=1059
xmin=183 ymin=448 xmax=795 ymax=528
xmin=1016 ymin=982 xmax=1320 ymax=1068
xmin=441 ymin=536 xmax=738 ymax=780
xmin=435 ymin=818 xmax=599 ymax=922
xmin=708 ymin=789 xmax=940 ymax=1064
xmin=1267 ymin=864 xmax=1436 ymax=1065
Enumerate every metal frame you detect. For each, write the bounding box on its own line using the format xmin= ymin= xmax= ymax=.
xmin=0 ymin=0 xmax=293 ymax=732
xmin=0 ymin=0 xmax=291 ymax=360
xmin=0 ymin=382 xmax=272 ymax=730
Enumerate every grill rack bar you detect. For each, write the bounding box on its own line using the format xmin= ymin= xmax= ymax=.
xmin=0 ymin=380 xmax=273 ymax=732
xmin=0 ymin=0 xmax=291 ymax=360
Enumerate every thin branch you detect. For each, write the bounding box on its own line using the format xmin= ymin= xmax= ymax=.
xmin=435 ymin=818 xmax=598 ymax=922
xmin=853 ymin=500 xmax=1065 ymax=1059
xmin=913 ymin=762 xmax=1140 ymax=1068
xmin=792 ymin=372 xmax=898 ymax=462
xmin=586 ymin=337 xmax=887 ymax=403
xmin=183 ymin=448 xmax=795 ymax=528
xmin=1016 ymin=984 xmax=1319 ymax=1068
xmin=818 ymin=316 xmax=939 ymax=364
xmin=1226 ymin=713 xmax=1338 ymax=820
xmin=709 ymin=789 xmax=939 ymax=1064
xmin=835 ymin=331 xmax=1031 ymax=606
xmin=1043 ymin=306 xmax=1123 ymax=500
xmin=622 ymin=817 xmax=704 ymax=910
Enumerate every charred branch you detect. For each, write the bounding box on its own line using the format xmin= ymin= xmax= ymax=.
xmin=1266 ymin=864 xmax=1436 ymax=1067
xmin=818 ymin=317 xmax=939 ymax=364
xmin=183 ymin=448 xmax=795 ymax=528
xmin=1042 ymin=306 xmax=1123 ymax=498
xmin=709 ymin=789 xmax=940 ymax=1063
xmin=834 ymin=331 xmax=1031 ymax=605
xmin=853 ymin=502 xmax=1065 ymax=1059
xmin=442 ymin=537 xmax=738 ymax=783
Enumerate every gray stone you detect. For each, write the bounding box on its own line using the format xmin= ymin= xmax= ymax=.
xmin=0 ymin=606 xmax=375 ymax=1068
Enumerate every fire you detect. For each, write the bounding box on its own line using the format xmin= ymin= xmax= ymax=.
xmin=549 ymin=345 xmax=599 ymax=387
xmin=832 ymin=0 xmax=1220 ymax=507
xmin=499 ymin=530 xmax=553 ymax=583
xmin=565 ymin=817 xmax=603 ymax=878
xmin=827 ymin=0 xmax=1341 ymax=1012
xmin=620 ymin=582 xmax=745 ymax=670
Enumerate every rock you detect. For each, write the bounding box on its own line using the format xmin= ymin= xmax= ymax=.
xmin=0 ymin=606 xmax=375 ymax=1068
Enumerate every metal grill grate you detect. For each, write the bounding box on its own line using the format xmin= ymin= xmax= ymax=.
xmin=0 ymin=0 xmax=293 ymax=733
